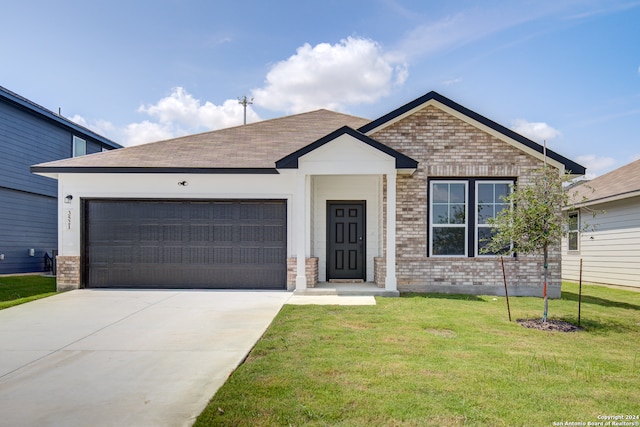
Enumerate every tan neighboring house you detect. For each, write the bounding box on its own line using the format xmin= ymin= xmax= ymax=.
xmin=563 ymin=159 xmax=640 ymax=289
xmin=31 ymin=91 xmax=585 ymax=297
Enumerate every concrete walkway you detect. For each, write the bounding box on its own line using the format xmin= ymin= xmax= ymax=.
xmin=0 ymin=289 xmax=291 ymax=427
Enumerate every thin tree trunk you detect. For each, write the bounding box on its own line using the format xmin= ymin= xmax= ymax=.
xmin=542 ymin=245 xmax=548 ymax=322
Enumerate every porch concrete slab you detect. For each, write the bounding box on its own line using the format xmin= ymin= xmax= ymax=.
xmin=287 ymin=295 xmax=377 ymax=305
xmin=293 ymin=282 xmax=399 ymax=297
xmin=0 ymin=289 xmax=290 ymax=427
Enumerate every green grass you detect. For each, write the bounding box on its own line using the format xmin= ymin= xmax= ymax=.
xmin=0 ymin=275 xmax=57 ymax=310
xmin=196 ymin=282 xmax=640 ymax=426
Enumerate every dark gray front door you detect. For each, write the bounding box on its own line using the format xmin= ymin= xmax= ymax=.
xmin=327 ymin=201 xmax=365 ymax=280
xmin=84 ymin=199 xmax=287 ymax=289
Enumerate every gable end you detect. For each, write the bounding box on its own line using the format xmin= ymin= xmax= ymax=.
xmin=276 ymin=126 xmax=418 ymax=170
xmin=358 ymin=91 xmax=585 ymax=176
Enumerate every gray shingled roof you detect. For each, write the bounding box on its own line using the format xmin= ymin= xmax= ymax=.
xmin=571 ymin=159 xmax=640 ymax=206
xmin=32 ymin=109 xmax=370 ymax=171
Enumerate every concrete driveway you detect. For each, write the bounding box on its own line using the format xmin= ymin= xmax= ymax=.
xmin=0 ymin=289 xmax=291 ymax=427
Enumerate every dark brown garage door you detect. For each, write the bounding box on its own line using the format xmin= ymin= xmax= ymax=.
xmin=84 ymin=200 xmax=287 ymax=289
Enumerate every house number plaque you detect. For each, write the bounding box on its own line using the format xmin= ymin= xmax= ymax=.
xmin=64 ymin=209 xmax=72 ymax=230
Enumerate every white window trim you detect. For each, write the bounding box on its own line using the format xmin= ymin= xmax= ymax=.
xmin=429 ymin=180 xmax=468 ymax=257
xmin=474 ymin=180 xmax=514 ymax=257
xmin=73 ymin=136 xmax=87 ymax=157
xmin=567 ymin=210 xmax=580 ymax=252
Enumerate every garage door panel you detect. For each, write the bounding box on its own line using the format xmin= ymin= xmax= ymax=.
xmin=213 ymin=225 xmax=233 ymax=241
xmin=85 ymin=200 xmax=286 ymax=289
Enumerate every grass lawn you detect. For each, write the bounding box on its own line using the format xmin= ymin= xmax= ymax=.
xmin=196 ymin=282 xmax=640 ymax=426
xmin=0 ymin=275 xmax=57 ymax=310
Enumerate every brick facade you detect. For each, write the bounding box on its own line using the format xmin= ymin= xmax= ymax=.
xmin=374 ymin=257 xmax=386 ymax=288
xmin=371 ymin=105 xmax=561 ymax=297
xmin=287 ymin=257 xmax=319 ymax=289
xmin=56 ymin=255 xmax=81 ymax=292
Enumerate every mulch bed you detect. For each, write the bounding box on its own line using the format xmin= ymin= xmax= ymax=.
xmin=517 ymin=318 xmax=582 ymax=332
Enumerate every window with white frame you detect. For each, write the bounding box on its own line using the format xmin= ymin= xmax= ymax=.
xmin=568 ymin=211 xmax=579 ymax=251
xmin=73 ymin=136 xmax=86 ymax=157
xmin=430 ymin=181 xmax=468 ymax=256
xmin=476 ymin=181 xmax=512 ymax=256
xmin=429 ymin=179 xmax=514 ymax=257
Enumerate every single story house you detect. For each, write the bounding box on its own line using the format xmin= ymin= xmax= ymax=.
xmin=32 ymin=91 xmax=585 ymax=296
xmin=0 ymin=85 xmax=121 ymax=274
xmin=563 ymin=159 xmax=640 ymax=289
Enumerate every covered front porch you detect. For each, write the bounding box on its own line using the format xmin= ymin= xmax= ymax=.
xmin=276 ymin=126 xmax=418 ymax=296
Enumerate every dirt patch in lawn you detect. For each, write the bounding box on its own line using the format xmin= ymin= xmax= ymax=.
xmin=517 ymin=319 xmax=582 ymax=332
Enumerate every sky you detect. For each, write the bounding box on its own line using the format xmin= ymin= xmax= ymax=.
xmin=2 ymin=0 xmax=639 ymax=178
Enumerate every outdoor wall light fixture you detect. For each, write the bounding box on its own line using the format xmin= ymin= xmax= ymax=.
xmin=178 ymin=181 xmax=189 ymax=186
xmin=29 ymin=248 xmax=35 ymax=257
xmin=64 ymin=195 xmax=73 ymax=204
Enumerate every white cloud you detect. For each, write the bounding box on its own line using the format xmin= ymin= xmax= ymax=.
xmin=66 ymin=89 xmax=261 ymax=146
xmin=73 ymin=37 xmax=408 ymax=146
xmin=123 ymin=88 xmax=260 ymax=145
xmin=510 ymin=119 xmax=561 ymax=142
xmin=576 ymin=154 xmax=616 ymax=179
xmin=69 ymin=114 xmax=117 ymax=138
xmin=124 ymin=121 xmax=176 ymax=146
xmin=137 ymin=87 xmax=248 ymax=129
xmin=252 ymin=37 xmax=408 ymax=114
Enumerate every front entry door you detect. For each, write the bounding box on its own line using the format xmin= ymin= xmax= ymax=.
xmin=327 ymin=201 xmax=365 ymax=280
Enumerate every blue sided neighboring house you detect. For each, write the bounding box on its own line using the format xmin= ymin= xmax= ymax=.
xmin=0 ymin=85 xmax=121 ymax=274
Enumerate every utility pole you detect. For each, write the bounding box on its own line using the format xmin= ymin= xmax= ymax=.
xmin=238 ymin=95 xmax=253 ymax=125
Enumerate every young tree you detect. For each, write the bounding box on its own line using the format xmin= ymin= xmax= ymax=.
xmin=482 ymin=166 xmax=580 ymax=322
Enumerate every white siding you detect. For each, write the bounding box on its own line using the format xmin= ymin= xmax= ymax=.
xmin=563 ymin=196 xmax=640 ymax=288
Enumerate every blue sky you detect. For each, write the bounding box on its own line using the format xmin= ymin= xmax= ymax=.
xmin=2 ymin=0 xmax=639 ymax=177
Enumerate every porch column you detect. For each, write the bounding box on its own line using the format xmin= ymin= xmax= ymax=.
xmin=295 ymin=172 xmax=307 ymax=289
xmin=385 ymin=172 xmax=397 ymax=290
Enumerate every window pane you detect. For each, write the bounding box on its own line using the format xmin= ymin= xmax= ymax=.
xmin=494 ymin=183 xmax=510 ymax=201
xmin=568 ymin=213 xmax=578 ymax=231
xmin=568 ymin=233 xmax=578 ymax=251
xmin=477 ymin=204 xmax=494 ymax=224
xmin=450 ymin=204 xmax=466 ymax=224
xmin=73 ymin=136 xmax=86 ymax=157
xmin=477 ymin=227 xmax=494 ymax=252
xmin=495 ymin=203 xmax=510 ymax=216
xmin=432 ymin=183 xmax=450 ymax=203
xmin=449 ymin=184 xmax=465 ymax=202
xmin=432 ymin=227 xmax=465 ymax=255
xmin=478 ymin=227 xmax=509 ymax=255
xmin=432 ymin=205 xmax=449 ymax=224
xmin=477 ymin=184 xmax=494 ymax=203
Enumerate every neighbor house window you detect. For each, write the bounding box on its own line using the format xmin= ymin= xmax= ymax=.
xmin=568 ymin=211 xmax=579 ymax=251
xmin=430 ymin=181 xmax=468 ymax=256
xmin=476 ymin=181 xmax=512 ymax=256
xmin=429 ymin=178 xmax=514 ymax=257
xmin=73 ymin=136 xmax=86 ymax=157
